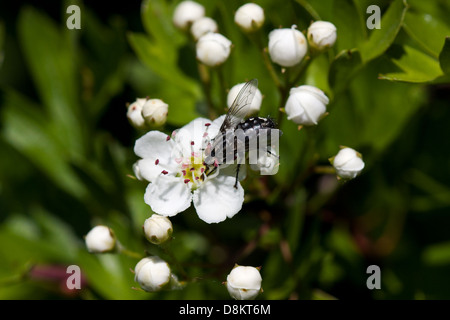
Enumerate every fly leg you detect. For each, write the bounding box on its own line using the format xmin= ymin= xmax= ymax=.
xmin=234 ymin=164 xmax=240 ymax=189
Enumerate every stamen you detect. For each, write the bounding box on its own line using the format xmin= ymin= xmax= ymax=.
xmin=184 ymin=179 xmax=190 ymax=184
xmin=205 ymin=123 xmax=211 ymax=127
xmin=166 ymin=135 xmax=171 ymax=141
xmin=182 ymin=170 xmax=187 ymax=176
xmin=155 ymin=159 xmax=159 ymax=165
xmin=190 ymin=167 xmax=195 ymax=171
xmin=190 ymin=141 xmax=195 ymax=145
xmin=161 ymin=170 xmax=168 ymax=175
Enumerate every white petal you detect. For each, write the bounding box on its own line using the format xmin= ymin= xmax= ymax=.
xmin=138 ymin=158 xmax=177 ymax=183
xmin=174 ymin=117 xmax=212 ymax=155
xmin=134 ymin=131 xmax=174 ymax=160
xmin=144 ymin=175 xmax=192 ymax=217
xmin=193 ymin=174 xmax=244 ymax=223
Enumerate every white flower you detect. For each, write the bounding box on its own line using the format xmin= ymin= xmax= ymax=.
xmin=307 ymin=21 xmax=337 ymax=51
xmin=85 ymin=225 xmax=116 ymax=253
xmin=196 ymin=33 xmax=232 ymax=67
xmin=227 ymin=82 xmax=263 ymax=115
xmin=268 ymin=25 xmax=308 ymax=67
xmin=285 ymin=85 xmax=329 ymax=125
xmin=191 ymin=17 xmax=218 ymax=41
xmin=127 ymin=98 xmax=147 ymax=130
xmin=173 ymin=0 xmax=205 ymax=30
xmin=143 ymin=214 xmax=173 ymax=244
xmin=142 ymin=99 xmax=168 ymax=127
xmin=226 ymin=265 xmax=262 ymax=300
xmin=134 ymin=256 xmax=171 ymax=292
xmin=234 ymin=3 xmax=265 ymax=33
xmin=134 ymin=116 xmax=244 ymax=224
xmin=330 ymin=147 xmax=365 ymax=180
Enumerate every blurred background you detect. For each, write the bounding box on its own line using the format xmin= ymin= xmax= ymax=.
xmin=0 ymin=0 xmax=449 ymax=299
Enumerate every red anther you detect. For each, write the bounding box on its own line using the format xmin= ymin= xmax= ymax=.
xmin=191 ymin=141 xmax=195 ymax=145
xmin=166 ymin=135 xmax=171 ymax=141
xmin=155 ymin=159 xmax=159 ymax=165
xmin=184 ymin=179 xmax=190 ymax=184
xmin=214 ymin=159 xmax=219 ymax=168
xmin=195 ymin=176 xmax=199 ymax=180
xmin=205 ymin=123 xmax=211 ymax=127
xmin=200 ymin=168 xmax=205 ymax=173
xmin=190 ymin=167 xmax=195 ymax=171
xmin=161 ymin=170 xmax=168 ymax=175
xmin=182 ymin=170 xmax=187 ymax=176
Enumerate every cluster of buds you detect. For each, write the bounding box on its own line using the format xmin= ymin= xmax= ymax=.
xmin=127 ymin=98 xmax=168 ymax=130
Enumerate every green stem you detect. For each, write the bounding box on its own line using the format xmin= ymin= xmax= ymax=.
xmin=117 ymin=244 xmax=144 ymax=259
xmin=160 ymin=242 xmax=189 ymax=280
xmin=197 ymin=62 xmax=217 ymax=119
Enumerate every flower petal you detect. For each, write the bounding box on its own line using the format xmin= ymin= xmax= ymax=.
xmin=134 ymin=131 xmax=174 ymax=160
xmin=193 ymin=174 xmax=244 ymax=223
xmin=137 ymin=158 xmax=177 ymax=183
xmin=144 ymin=175 xmax=192 ymax=217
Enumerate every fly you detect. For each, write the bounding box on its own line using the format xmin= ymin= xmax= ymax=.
xmin=204 ymin=79 xmax=282 ymax=188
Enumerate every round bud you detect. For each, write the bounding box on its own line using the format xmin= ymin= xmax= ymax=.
xmin=143 ymin=214 xmax=173 ymax=244
xmin=191 ymin=17 xmax=218 ymax=41
xmin=85 ymin=225 xmax=116 ymax=253
xmin=307 ymin=21 xmax=337 ymax=51
xmin=227 ymin=82 xmax=263 ymax=115
xmin=285 ymin=85 xmax=329 ymax=125
xmin=134 ymin=256 xmax=171 ymax=292
xmin=234 ymin=3 xmax=265 ymax=33
xmin=142 ymin=99 xmax=168 ymax=127
xmin=268 ymin=25 xmax=308 ymax=67
xmin=226 ymin=265 xmax=262 ymax=300
xmin=126 ymin=98 xmax=147 ymax=130
xmin=196 ymin=33 xmax=232 ymax=67
xmin=173 ymin=1 xmax=205 ymax=30
xmin=330 ymin=147 xmax=365 ymax=179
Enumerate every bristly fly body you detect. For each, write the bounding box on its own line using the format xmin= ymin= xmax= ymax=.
xmin=204 ymin=79 xmax=282 ymax=188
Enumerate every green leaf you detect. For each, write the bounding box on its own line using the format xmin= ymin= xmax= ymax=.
xmin=1 ymin=90 xmax=86 ymax=198
xmin=439 ymin=37 xmax=450 ymax=75
xmin=379 ymin=45 xmax=443 ymax=83
xmin=360 ymin=0 xmax=408 ymax=63
xmin=403 ymin=11 xmax=450 ymax=58
xmin=332 ymin=0 xmax=366 ymax=52
xmin=17 ymin=7 xmax=85 ymax=156
xmin=328 ymin=49 xmax=363 ymax=94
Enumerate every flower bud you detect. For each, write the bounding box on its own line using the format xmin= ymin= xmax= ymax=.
xmin=132 ymin=161 xmax=144 ymax=181
xmin=196 ymin=33 xmax=232 ymax=67
xmin=268 ymin=25 xmax=307 ymax=67
xmin=226 ymin=265 xmax=262 ymax=300
xmin=285 ymin=85 xmax=329 ymax=125
xmin=85 ymin=225 xmax=116 ymax=253
xmin=173 ymin=0 xmax=205 ymax=31
xmin=250 ymin=150 xmax=279 ymax=175
xmin=191 ymin=17 xmax=218 ymax=41
xmin=134 ymin=256 xmax=171 ymax=292
xmin=143 ymin=214 xmax=173 ymax=244
xmin=234 ymin=3 xmax=265 ymax=33
xmin=307 ymin=21 xmax=337 ymax=51
xmin=330 ymin=147 xmax=365 ymax=180
xmin=126 ymin=98 xmax=147 ymax=130
xmin=142 ymin=99 xmax=168 ymax=127
xmin=227 ymin=82 xmax=263 ymax=115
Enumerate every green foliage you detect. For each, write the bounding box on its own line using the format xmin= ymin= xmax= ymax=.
xmin=0 ymin=0 xmax=449 ymax=300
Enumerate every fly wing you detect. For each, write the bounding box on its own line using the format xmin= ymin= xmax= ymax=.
xmin=218 ymin=78 xmax=258 ymax=133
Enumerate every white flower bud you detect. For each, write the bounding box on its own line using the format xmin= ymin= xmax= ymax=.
xmin=227 ymin=82 xmax=263 ymax=114
xmin=226 ymin=265 xmax=262 ymax=300
xmin=134 ymin=256 xmax=171 ymax=292
xmin=191 ymin=17 xmax=218 ymax=41
xmin=143 ymin=214 xmax=173 ymax=244
xmin=173 ymin=0 xmax=205 ymax=31
xmin=85 ymin=225 xmax=116 ymax=253
xmin=330 ymin=147 xmax=365 ymax=180
xmin=250 ymin=150 xmax=279 ymax=175
xmin=196 ymin=33 xmax=232 ymax=67
xmin=142 ymin=99 xmax=168 ymax=127
xmin=285 ymin=85 xmax=329 ymax=125
xmin=126 ymin=98 xmax=147 ymax=130
xmin=268 ymin=25 xmax=308 ymax=67
xmin=307 ymin=21 xmax=337 ymax=51
xmin=234 ymin=3 xmax=265 ymax=33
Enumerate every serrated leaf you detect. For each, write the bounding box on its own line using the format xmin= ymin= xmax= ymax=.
xmin=379 ymin=45 xmax=443 ymax=83
xmin=403 ymin=11 xmax=450 ymax=59
xmin=360 ymin=0 xmax=408 ymax=63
